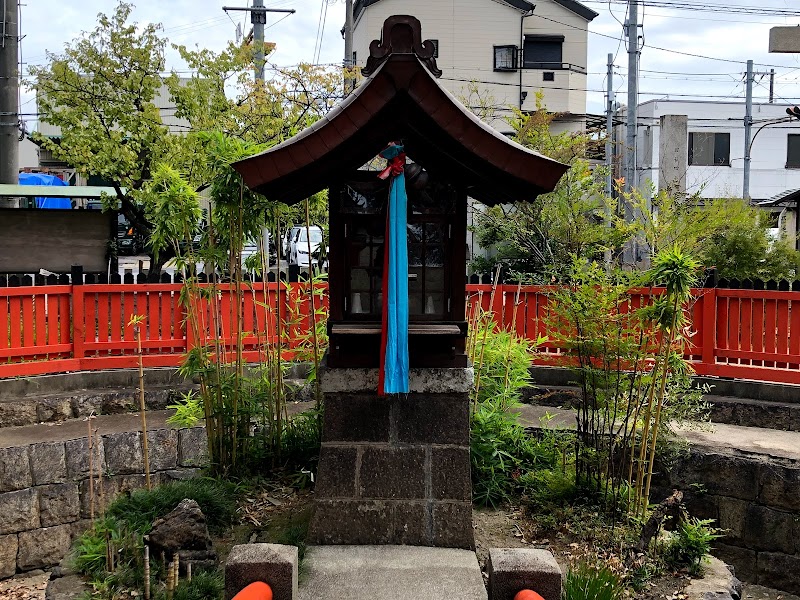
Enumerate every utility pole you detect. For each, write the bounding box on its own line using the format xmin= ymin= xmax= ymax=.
xmin=625 ymin=0 xmax=640 ymax=195
xmin=743 ymin=59 xmax=754 ymax=201
xmin=605 ymin=53 xmax=614 ymax=200
xmin=223 ymin=3 xmax=296 ymax=82
xmin=0 ymin=0 xmax=19 ymax=207
xmin=343 ymin=0 xmax=354 ymax=96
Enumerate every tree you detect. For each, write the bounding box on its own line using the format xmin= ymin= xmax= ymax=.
xmin=471 ymin=96 xmax=632 ymax=282
xmin=29 ymin=2 xmax=174 ymax=270
xmin=30 ymin=1 xmax=343 ymax=274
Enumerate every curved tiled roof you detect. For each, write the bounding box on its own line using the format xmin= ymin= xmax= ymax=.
xmin=233 ymin=16 xmax=569 ymax=206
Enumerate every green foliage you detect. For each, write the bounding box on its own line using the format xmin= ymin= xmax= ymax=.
xmin=472 ymin=95 xmax=633 ymax=282
xmin=166 ymin=390 xmax=204 ymax=428
xmin=471 ymin=398 xmax=557 ymax=508
xmin=664 ymin=518 xmax=721 ymax=576
xmin=106 ymin=478 xmax=237 ymax=535
xmin=563 ymin=562 xmax=626 ymax=600
xmin=169 ymin=570 xmax=225 ymax=600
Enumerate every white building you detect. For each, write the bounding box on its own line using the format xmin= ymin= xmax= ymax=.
xmin=629 ymin=99 xmax=800 ymax=242
xmin=352 ymin=0 xmax=598 ymax=134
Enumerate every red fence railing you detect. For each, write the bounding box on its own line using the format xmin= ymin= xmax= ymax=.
xmin=3 ymin=282 xmax=800 ymax=384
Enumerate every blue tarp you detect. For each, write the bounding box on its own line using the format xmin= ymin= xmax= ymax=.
xmin=18 ymin=172 xmax=71 ymax=209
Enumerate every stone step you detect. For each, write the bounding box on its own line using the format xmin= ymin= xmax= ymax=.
xmin=297 ymin=546 xmax=487 ymax=600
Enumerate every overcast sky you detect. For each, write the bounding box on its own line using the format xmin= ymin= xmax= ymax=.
xmin=16 ymin=0 xmax=800 ymax=130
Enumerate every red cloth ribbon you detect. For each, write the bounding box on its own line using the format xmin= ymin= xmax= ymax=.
xmin=378 ymin=152 xmax=406 ymax=180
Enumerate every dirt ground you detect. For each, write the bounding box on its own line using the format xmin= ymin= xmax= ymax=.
xmin=3 ymin=491 xmax=797 ymax=600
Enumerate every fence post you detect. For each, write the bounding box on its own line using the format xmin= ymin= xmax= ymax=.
xmin=701 ymin=282 xmax=717 ymax=368
xmin=71 ymin=265 xmax=86 ymax=363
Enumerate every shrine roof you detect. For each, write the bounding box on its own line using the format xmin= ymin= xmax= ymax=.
xmin=233 ymin=15 xmax=570 ymax=207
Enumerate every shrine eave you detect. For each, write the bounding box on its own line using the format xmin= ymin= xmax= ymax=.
xmin=233 ymin=17 xmax=569 ymax=207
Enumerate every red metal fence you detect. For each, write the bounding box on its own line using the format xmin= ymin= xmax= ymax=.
xmin=3 ymin=282 xmax=800 ymax=384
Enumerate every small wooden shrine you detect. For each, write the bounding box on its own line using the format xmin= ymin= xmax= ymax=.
xmin=234 ymin=14 xmax=568 ymax=549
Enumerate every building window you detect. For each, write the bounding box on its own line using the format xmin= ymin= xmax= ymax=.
xmin=494 ymin=45 xmax=518 ymax=71
xmin=688 ymin=132 xmax=730 ymax=166
xmin=523 ymin=35 xmax=564 ymax=69
xmin=787 ymin=134 xmax=800 ymax=168
xmin=543 ymin=72 xmax=555 ymax=82
xmin=430 ymin=39 xmax=439 ymax=58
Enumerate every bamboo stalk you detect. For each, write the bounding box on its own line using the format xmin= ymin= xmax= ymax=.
xmin=473 ymin=266 xmax=502 ymax=408
xmin=144 ymin=545 xmax=151 ymax=600
xmin=87 ymin=416 xmax=95 ymax=521
xmin=95 ymin=428 xmax=105 ymax=514
xmin=502 ymin=283 xmax=523 ymax=394
xmin=174 ymin=552 xmax=180 ymax=584
xmin=133 ymin=317 xmax=152 ymax=490
xmin=186 ymin=562 xmax=192 ymax=583
xmin=166 ymin=559 xmax=175 ymax=600
xmin=304 ymin=199 xmax=322 ymax=411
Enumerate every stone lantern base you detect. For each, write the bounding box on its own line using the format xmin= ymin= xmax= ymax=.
xmin=308 ymin=362 xmax=474 ymax=549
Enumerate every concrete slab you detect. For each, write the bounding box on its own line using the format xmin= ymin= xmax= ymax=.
xmin=298 ymin=545 xmax=487 ymax=600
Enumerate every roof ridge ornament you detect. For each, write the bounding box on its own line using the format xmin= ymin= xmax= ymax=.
xmin=362 ymin=15 xmax=442 ymax=78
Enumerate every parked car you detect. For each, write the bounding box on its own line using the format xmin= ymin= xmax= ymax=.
xmin=288 ymin=226 xmax=325 ymax=268
xmin=116 ymin=214 xmax=145 ymax=255
xmin=282 ymin=226 xmax=303 ymax=259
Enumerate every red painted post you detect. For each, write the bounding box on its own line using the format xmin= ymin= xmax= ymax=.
xmin=71 ymin=266 xmax=86 ymax=362
xmin=700 ymin=287 xmax=716 ymax=369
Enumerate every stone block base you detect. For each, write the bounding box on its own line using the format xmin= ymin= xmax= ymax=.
xmin=225 ymin=543 xmax=298 ymax=600
xmin=487 ymin=548 xmax=563 ymax=600
xmin=309 ymin=366 xmax=474 ymax=549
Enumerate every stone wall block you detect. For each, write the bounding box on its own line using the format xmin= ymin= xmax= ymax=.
xmin=0 ymin=402 xmax=37 ymax=427
xmin=314 ymin=446 xmax=357 ymax=498
xmin=742 ymin=505 xmax=795 ymax=554
xmin=36 ymin=397 xmax=73 ymax=423
xmin=178 ymin=428 xmax=207 ymax=467
xmin=16 ymin=524 xmax=71 ymax=571
xmin=65 ymin=437 xmax=106 ymax=480
xmin=78 ymin=476 xmax=119 ymax=519
xmin=70 ymin=392 xmax=104 ymax=418
xmin=322 ymin=394 xmax=391 ymax=443
xmin=146 ymin=428 xmax=178 ymax=472
xmin=395 ymin=394 xmax=469 ymax=446
xmin=666 ymin=451 xmax=758 ymax=501
xmin=29 ymin=441 xmax=67 ymax=485
xmin=757 ymin=552 xmax=800 ymax=595
xmin=0 ymin=489 xmax=39 ymax=534
xmin=38 ymin=483 xmax=80 ymax=527
xmin=717 ymin=497 xmax=747 ymax=544
xmin=713 ymin=543 xmax=758 ymax=583
xmin=358 ymin=446 xmax=425 ymax=499
xmin=431 ymin=447 xmax=471 ymax=501
xmin=309 ymin=500 xmax=392 ymax=545
xmin=431 ymin=502 xmax=474 ymax=549
xmin=104 ymin=431 xmax=143 ymax=475
xmin=391 ymin=502 xmax=428 ymax=546
xmin=0 ymin=446 xmax=32 ymax=492
xmin=758 ymin=462 xmax=800 ymax=512
xmin=100 ymin=390 xmax=137 ymax=414
xmin=0 ymin=533 xmax=18 ymax=578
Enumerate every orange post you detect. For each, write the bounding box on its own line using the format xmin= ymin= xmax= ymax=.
xmin=514 ymin=590 xmax=546 ymax=600
xmin=231 ymin=582 xmax=273 ymax=600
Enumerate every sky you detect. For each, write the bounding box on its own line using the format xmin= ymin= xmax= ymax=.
xmin=15 ymin=0 xmax=800 ymax=131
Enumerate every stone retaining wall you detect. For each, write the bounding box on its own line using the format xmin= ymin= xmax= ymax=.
xmin=654 ymin=447 xmax=800 ymax=594
xmin=0 ymin=425 xmax=206 ymax=578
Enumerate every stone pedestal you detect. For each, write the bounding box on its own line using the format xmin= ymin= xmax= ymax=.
xmin=309 ymin=364 xmax=474 ymax=549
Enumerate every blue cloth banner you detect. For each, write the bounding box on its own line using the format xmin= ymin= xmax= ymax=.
xmin=380 ymin=145 xmax=410 ymax=394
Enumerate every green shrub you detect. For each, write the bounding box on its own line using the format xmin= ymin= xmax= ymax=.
xmin=664 ymin=518 xmax=721 ymax=576
xmin=471 ymin=399 xmax=556 ymax=507
xmin=107 ymin=478 xmax=238 ymax=534
xmin=169 ymin=569 xmax=225 ymax=600
xmin=563 ymin=562 xmax=625 ymax=600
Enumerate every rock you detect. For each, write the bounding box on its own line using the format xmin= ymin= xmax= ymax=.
xmin=684 ymin=556 xmax=742 ymax=600
xmin=44 ymin=574 xmax=90 ymax=600
xmin=148 ymin=498 xmax=215 ymax=564
xmin=49 ymin=554 xmax=78 ymax=580
xmin=0 ymin=488 xmax=40 ymax=533
xmin=65 ymin=437 xmax=105 ymax=480
xmin=0 ymin=533 xmax=19 ymax=578
xmin=29 ymin=442 xmax=67 ymax=485
xmin=17 ymin=525 xmax=71 ymax=571
xmin=38 ymin=484 xmax=80 ymax=527
xmin=0 ymin=446 xmax=32 ymax=492
xmin=36 ymin=397 xmax=73 ymax=423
